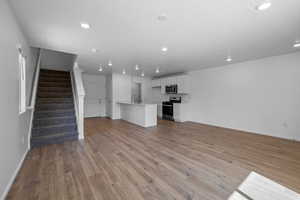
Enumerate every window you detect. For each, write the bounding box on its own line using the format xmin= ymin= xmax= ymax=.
xmin=19 ymin=50 xmax=26 ymax=114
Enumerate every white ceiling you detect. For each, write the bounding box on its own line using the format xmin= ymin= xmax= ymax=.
xmin=10 ymin=0 xmax=300 ymax=77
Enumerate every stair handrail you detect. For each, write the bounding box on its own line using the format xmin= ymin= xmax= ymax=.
xmin=28 ymin=48 xmax=41 ymax=109
xmin=27 ymin=48 xmax=41 ymax=148
xmin=71 ymin=62 xmax=85 ymax=139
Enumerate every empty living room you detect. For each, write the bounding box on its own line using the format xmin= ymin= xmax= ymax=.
xmin=1 ymin=0 xmax=300 ymax=199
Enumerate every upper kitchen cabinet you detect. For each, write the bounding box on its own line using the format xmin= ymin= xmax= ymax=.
xmin=151 ymin=78 xmax=161 ymax=88
xmin=165 ymin=77 xmax=177 ymax=85
xmin=151 ymin=74 xmax=190 ymax=94
xmin=160 ymin=78 xmax=166 ymax=94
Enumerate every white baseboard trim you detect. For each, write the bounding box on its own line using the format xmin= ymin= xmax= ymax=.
xmin=0 ymin=148 xmax=29 ymax=200
xmin=188 ymin=120 xmax=300 ymax=142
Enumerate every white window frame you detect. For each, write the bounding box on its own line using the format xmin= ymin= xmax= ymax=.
xmin=19 ymin=50 xmax=26 ymax=115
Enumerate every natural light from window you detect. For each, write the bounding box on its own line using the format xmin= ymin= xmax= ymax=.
xmin=19 ymin=49 xmax=26 ymax=114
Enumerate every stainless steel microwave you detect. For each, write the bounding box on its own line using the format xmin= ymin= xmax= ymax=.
xmin=165 ymin=84 xmax=178 ymax=94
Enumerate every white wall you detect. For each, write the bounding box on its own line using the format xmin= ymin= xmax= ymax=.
xmin=0 ymin=0 xmax=37 ymax=199
xmin=187 ymin=52 xmax=300 ymax=141
xmin=82 ymin=74 xmax=106 ymax=118
xmin=40 ymin=49 xmax=76 ymax=71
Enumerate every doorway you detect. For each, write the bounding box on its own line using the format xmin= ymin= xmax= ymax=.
xmin=132 ymin=82 xmax=142 ymax=103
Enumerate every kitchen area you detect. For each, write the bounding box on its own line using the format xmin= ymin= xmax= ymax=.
xmin=82 ymin=72 xmax=190 ymax=128
xmin=151 ymin=74 xmax=190 ymax=123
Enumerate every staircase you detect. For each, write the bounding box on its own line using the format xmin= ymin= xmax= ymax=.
xmin=31 ymin=69 xmax=78 ymax=148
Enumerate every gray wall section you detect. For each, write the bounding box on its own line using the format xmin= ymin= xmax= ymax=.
xmin=40 ymin=49 xmax=76 ymax=71
xmin=0 ymin=0 xmax=37 ymax=198
xmin=187 ymin=52 xmax=300 ymax=141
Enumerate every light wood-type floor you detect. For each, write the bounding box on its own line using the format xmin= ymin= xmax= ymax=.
xmin=7 ymin=118 xmax=300 ymax=200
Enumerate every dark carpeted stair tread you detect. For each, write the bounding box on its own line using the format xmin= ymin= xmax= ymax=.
xmin=31 ymin=69 xmax=78 ymax=148
xmin=31 ymin=133 xmax=78 ymax=148
xmin=36 ymin=102 xmax=74 ymax=106
xmin=38 ymin=87 xmax=73 ymax=93
xmin=40 ymin=69 xmax=69 ymax=75
xmin=32 ymin=131 xmax=78 ymax=139
xmin=40 ymin=72 xmax=70 ymax=76
xmin=39 ymin=73 xmax=70 ymax=78
xmin=37 ymin=97 xmax=73 ymax=104
xmin=39 ymin=82 xmax=71 ymax=87
xmin=34 ymin=109 xmax=75 ymax=119
xmin=35 ymin=103 xmax=74 ymax=111
xmin=32 ymin=122 xmax=76 ymax=129
xmin=37 ymin=92 xmax=73 ymax=98
xmin=34 ymin=115 xmax=76 ymax=121
xmin=39 ymin=77 xmax=71 ymax=82
xmin=38 ymin=91 xmax=73 ymax=95
xmin=34 ymin=108 xmax=75 ymax=113
xmin=32 ymin=123 xmax=77 ymax=136
xmin=33 ymin=116 xmax=76 ymax=128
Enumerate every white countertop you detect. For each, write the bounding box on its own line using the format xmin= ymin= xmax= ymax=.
xmin=118 ymin=102 xmax=157 ymax=127
xmin=118 ymin=102 xmax=157 ymax=106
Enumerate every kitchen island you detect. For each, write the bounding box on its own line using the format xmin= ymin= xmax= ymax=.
xmin=118 ymin=102 xmax=157 ymax=127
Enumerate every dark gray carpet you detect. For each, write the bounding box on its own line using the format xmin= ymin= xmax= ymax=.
xmin=31 ymin=69 xmax=78 ymax=148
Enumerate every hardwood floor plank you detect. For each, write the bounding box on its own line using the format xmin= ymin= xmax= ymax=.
xmin=6 ymin=118 xmax=300 ymax=200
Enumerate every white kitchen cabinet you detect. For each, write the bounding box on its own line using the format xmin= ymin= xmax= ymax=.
xmin=164 ymin=77 xmax=176 ymax=85
xmin=170 ymin=77 xmax=177 ymax=85
xmin=151 ymin=79 xmax=161 ymax=87
xmin=151 ymin=74 xmax=190 ymax=94
xmin=160 ymin=78 xmax=166 ymax=94
xmin=173 ymin=103 xmax=189 ymax=122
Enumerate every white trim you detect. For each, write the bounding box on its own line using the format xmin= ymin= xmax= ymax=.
xmin=27 ymin=49 xmax=41 ymax=148
xmin=189 ymin=120 xmax=300 ymax=142
xmin=0 ymin=149 xmax=29 ymax=200
xmin=70 ymin=72 xmax=80 ymax=136
xmin=29 ymin=49 xmax=41 ymax=108
xmin=72 ymin=62 xmax=85 ymax=140
xmin=19 ymin=52 xmax=26 ymax=115
xmin=27 ymin=111 xmax=33 ymax=154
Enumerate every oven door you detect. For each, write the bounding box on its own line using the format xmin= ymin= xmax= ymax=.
xmin=162 ymin=103 xmax=173 ymax=120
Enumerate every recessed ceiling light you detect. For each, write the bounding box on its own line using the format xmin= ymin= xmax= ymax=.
xmin=256 ymin=1 xmax=272 ymax=11
xmin=122 ymin=69 xmax=126 ymax=75
xmin=155 ymin=68 xmax=160 ymax=73
xmin=294 ymin=42 xmax=300 ymax=48
xmin=226 ymin=57 xmax=232 ymax=62
xmin=108 ymin=60 xmax=112 ymax=66
xmin=161 ymin=46 xmax=168 ymax=52
xmin=135 ymin=65 xmax=139 ymax=70
xmin=98 ymin=66 xmax=103 ymax=72
xmin=91 ymin=48 xmax=97 ymax=53
xmin=80 ymin=22 xmax=90 ymax=29
xmin=141 ymin=72 xmax=145 ymax=77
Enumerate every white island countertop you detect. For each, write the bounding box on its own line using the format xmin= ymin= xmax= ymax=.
xmin=118 ymin=102 xmax=157 ymax=106
xmin=117 ymin=102 xmax=157 ymax=127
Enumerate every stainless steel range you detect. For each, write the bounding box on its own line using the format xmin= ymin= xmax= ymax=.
xmin=162 ymin=97 xmax=181 ymax=121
